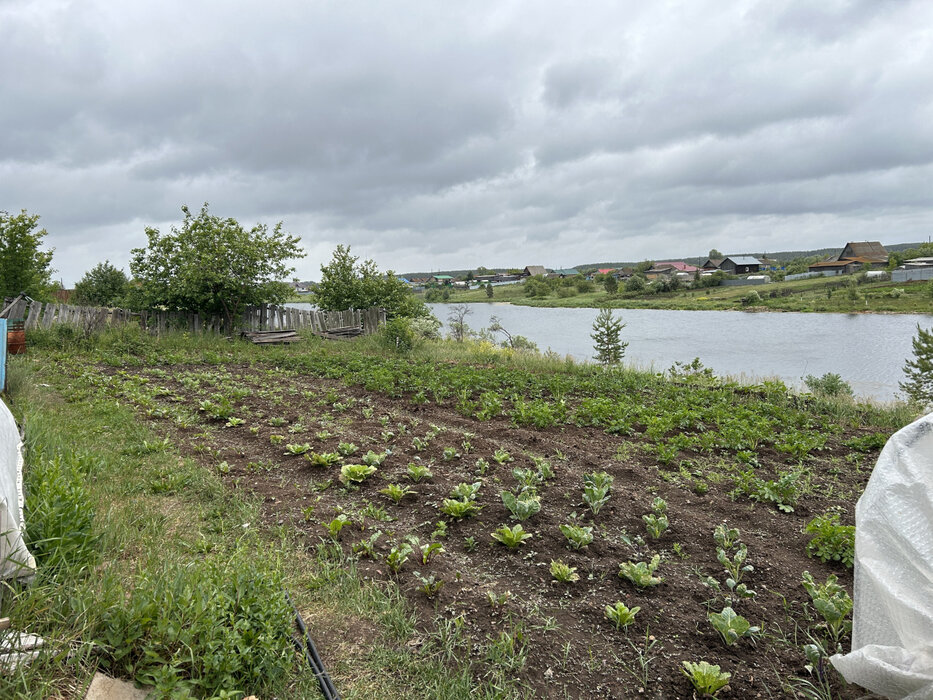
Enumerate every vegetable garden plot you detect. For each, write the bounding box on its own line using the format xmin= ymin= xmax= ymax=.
xmin=66 ymin=356 xmax=894 ymax=699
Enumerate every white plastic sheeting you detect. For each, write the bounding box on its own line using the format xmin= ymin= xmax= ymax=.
xmin=831 ymin=412 xmax=933 ymax=699
xmin=0 ymin=398 xmax=35 ymax=580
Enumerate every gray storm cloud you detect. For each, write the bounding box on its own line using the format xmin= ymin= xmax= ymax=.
xmin=1 ymin=0 xmax=931 ymax=284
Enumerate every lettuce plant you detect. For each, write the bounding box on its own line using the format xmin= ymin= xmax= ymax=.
xmin=491 ymin=524 xmax=532 ymax=549
xmin=379 ymin=483 xmax=413 ymax=504
xmin=362 ymin=449 xmax=388 ymax=466
xmin=501 ymin=491 xmax=541 ymax=521
xmin=284 ymin=443 xmax=311 ymax=455
xmin=549 ymin=560 xmax=579 ymax=583
xmin=439 ymin=499 xmax=482 ymax=519
xmin=681 ymin=661 xmax=731 ymax=697
xmin=339 ymin=463 xmax=377 ymax=486
xmin=406 ymin=463 xmax=433 ymax=483
xmin=337 ymin=442 xmax=358 ymax=456
xmin=306 ymin=451 xmax=341 ymax=467
xmin=604 ymin=602 xmax=640 ymax=630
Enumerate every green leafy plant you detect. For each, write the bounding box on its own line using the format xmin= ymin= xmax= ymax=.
xmin=315 ymin=430 xmax=333 ymax=441
xmin=492 ymin=448 xmax=513 ymax=465
xmin=406 ymin=462 xmax=433 ymax=482
xmin=284 ymin=443 xmax=311 ymax=455
xmin=843 ymin=432 xmax=889 ymax=453
xmin=549 ymin=559 xmax=579 ymax=583
xmin=224 ymin=417 xmax=244 ymax=428
xmin=362 ymin=449 xmax=388 ymax=466
xmin=198 ymin=394 xmax=234 ymax=420
xmin=306 ymin=451 xmax=342 ymax=467
xmin=717 ymin=543 xmax=753 ymax=586
xmin=442 ymin=447 xmax=460 ymax=461
xmin=491 ymin=524 xmax=532 ymax=549
xmin=336 ymin=441 xmax=359 ymax=456
xmin=801 ymin=571 xmax=853 ymax=647
xmin=618 ymin=554 xmax=662 ymax=588
xmin=560 ymin=523 xmax=594 ymax=550
xmin=642 ymin=513 xmax=669 ymax=539
xmin=386 ymin=542 xmax=413 ymax=574
xmin=339 ymin=463 xmax=377 ymax=486
xmin=439 ymin=498 xmax=483 ymax=519
xmin=604 ymin=602 xmax=640 ymax=630
xmin=267 ymin=416 xmax=286 ymax=427
xmin=708 ymin=606 xmax=759 ymax=646
xmin=411 ymin=437 xmax=428 ymax=452
xmin=713 ymin=523 xmax=740 ymax=550
xmin=583 ymin=471 xmax=613 ymax=515
xmin=463 ymin=536 xmax=478 ymax=552
xmin=501 ymin=490 xmax=541 ymax=521
xmin=379 ymin=483 xmax=413 ymax=504
xmin=413 ymin=571 xmax=445 ymax=598
xmin=431 ymin=521 xmax=448 ymax=539
xmin=268 ymin=434 xmax=285 ymax=445
xmin=352 ymin=530 xmax=382 ymax=559
xmin=450 ymin=482 xmax=482 ymax=501
xmin=681 ymin=661 xmax=731 ymax=698
xmin=804 ymin=513 xmax=855 ymax=568
xmin=419 ymin=541 xmax=444 ymax=565
xmin=325 ymin=514 xmax=351 ymax=539
xmin=474 ymin=457 xmax=490 ymax=475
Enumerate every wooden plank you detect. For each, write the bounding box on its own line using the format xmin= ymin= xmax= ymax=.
xmin=24 ymin=302 xmax=42 ymax=330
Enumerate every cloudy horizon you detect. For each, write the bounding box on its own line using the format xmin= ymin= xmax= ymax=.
xmin=3 ymin=0 xmax=932 ymax=285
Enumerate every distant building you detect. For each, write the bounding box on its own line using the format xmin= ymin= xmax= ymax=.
xmin=432 ymin=275 xmax=454 ymax=285
xmin=646 ymin=261 xmax=700 ymax=279
xmin=523 ymin=265 xmax=548 ymax=277
xmin=702 ymin=256 xmax=761 ymax=275
xmin=553 ymin=268 xmax=580 ymax=278
xmin=838 ymin=241 xmax=887 ymax=264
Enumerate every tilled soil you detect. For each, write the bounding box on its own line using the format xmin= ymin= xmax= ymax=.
xmin=100 ymin=362 xmax=881 ymax=699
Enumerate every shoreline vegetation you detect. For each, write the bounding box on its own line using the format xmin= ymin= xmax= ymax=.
xmin=2 ymin=323 xmax=923 ymax=697
xmin=417 ymin=275 xmax=933 ymax=314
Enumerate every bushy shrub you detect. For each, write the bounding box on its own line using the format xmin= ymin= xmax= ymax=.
xmin=804 ymin=372 xmax=853 ymax=398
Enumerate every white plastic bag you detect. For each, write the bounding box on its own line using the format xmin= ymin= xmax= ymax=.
xmin=831 ymin=412 xmax=933 ymax=699
xmin=0 ymin=398 xmax=36 ymax=581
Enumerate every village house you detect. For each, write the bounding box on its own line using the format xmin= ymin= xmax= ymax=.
xmin=522 ymin=265 xmax=548 ymax=277
xmin=808 ymin=241 xmax=888 ymax=276
xmin=646 ymin=261 xmax=700 ymax=279
xmin=702 ymin=256 xmax=762 ymax=275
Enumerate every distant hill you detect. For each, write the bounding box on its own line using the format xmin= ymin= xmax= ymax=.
xmin=402 ymin=242 xmax=928 ymax=279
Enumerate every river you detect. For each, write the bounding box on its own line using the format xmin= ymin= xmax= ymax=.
xmin=289 ymin=301 xmax=933 ymax=402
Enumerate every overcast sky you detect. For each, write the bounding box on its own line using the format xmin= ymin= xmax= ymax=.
xmin=3 ymin=1 xmax=932 ymax=285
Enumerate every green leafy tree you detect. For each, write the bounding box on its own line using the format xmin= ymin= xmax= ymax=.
xmin=311 ymin=245 xmax=427 ymax=318
xmin=591 ymin=308 xmax=628 ymax=365
xmin=0 ymin=210 xmax=55 ymax=300
xmin=603 ymin=275 xmax=618 ymax=294
xmin=901 ymin=325 xmax=933 ymax=406
xmin=129 ymin=204 xmax=303 ymax=329
xmin=708 ymin=248 xmax=723 ymax=259
xmin=72 ymin=261 xmax=129 ymax=307
xmin=485 ymin=282 xmax=494 ymax=299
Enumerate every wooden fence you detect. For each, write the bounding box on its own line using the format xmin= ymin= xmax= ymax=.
xmin=0 ymin=297 xmax=385 ymax=337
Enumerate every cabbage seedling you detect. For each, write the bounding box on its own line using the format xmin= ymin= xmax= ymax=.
xmin=337 ymin=442 xmax=358 ymax=456
xmin=501 ymin=491 xmax=541 ymax=521
xmin=708 ymin=606 xmax=758 ymax=646
xmin=362 ymin=449 xmax=389 ymax=466
xmin=618 ymin=554 xmax=662 ymax=588
xmin=559 ymin=523 xmax=594 ymax=550
xmin=284 ymin=443 xmax=311 ymax=455
xmin=306 ymin=452 xmax=341 ymax=467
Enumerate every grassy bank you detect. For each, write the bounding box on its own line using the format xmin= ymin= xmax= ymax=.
xmin=440 ymin=276 xmax=933 ymax=313
xmin=5 ymin=324 xmax=923 ymax=697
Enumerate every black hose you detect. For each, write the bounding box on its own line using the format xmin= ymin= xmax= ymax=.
xmin=285 ymin=590 xmax=340 ymax=700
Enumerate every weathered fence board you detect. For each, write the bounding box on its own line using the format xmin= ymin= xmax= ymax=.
xmin=2 ymin=296 xmax=384 ymax=339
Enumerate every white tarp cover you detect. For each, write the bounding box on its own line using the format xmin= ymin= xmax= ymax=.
xmin=831 ymin=412 xmax=933 ymax=699
xmin=0 ymin=398 xmax=36 ymax=580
